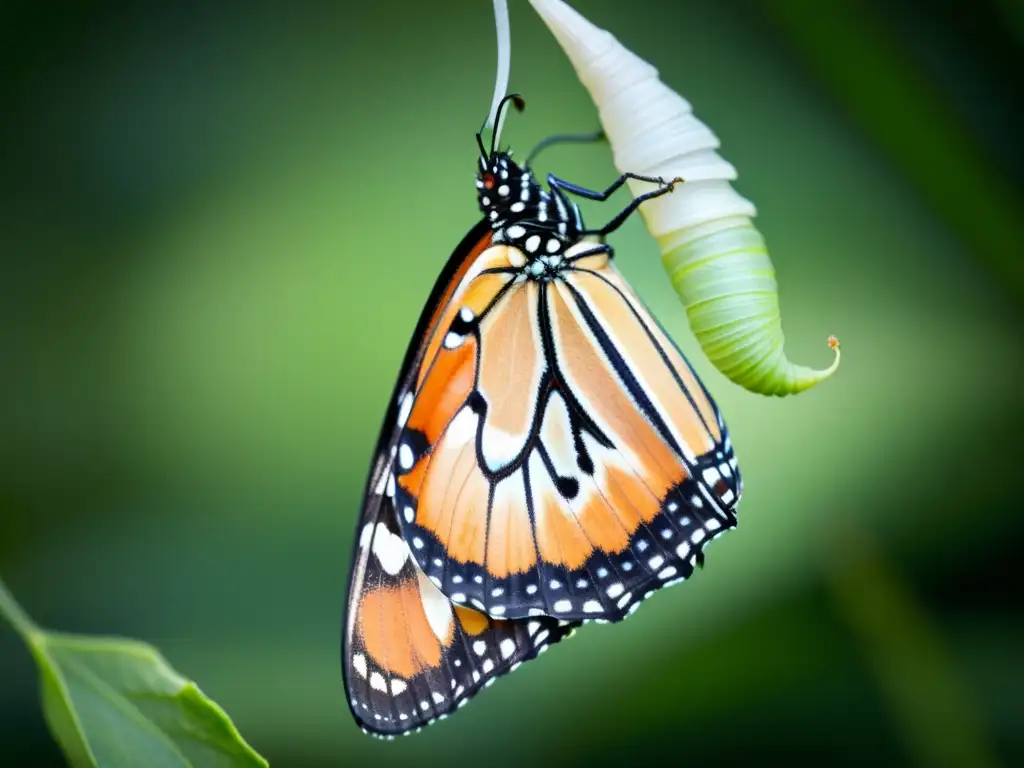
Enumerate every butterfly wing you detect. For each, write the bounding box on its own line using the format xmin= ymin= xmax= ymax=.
xmin=343 ymin=488 xmax=577 ymax=737
xmin=395 ymin=245 xmax=741 ymax=622
xmin=343 ymin=222 xmax=578 ymax=738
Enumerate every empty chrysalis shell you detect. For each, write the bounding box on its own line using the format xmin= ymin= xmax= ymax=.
xmin=529 ymin=0 xmax=840 ymax=396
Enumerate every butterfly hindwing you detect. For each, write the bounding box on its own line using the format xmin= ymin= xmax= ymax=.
xmin=394 ymin=245 xmax=742 ymax=622
xmin=343 ymin=489 xmax=578 ymax=738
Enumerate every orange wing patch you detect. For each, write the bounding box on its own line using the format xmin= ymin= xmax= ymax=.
xmin=486 ymin=475 xmax=539 ymax=578
xmin=547 ymin=284 xmax=683 ymax=496
xmin=405 ymin=336 xmax=477 ymax=449
xmin=562 ymin=269 xmax=717 ymax=458
xmin=476 ymin=283 xmax=544 ymax=471
xmin=529 ymin=451 xmax=594 ymax=570
xmin=453 ymin=605 xmax=490 ymax=636
xmin=416 ymin=408 xmax=488 ymax=565
xmin=416 ymin=248 xmax=517 ymax=391
xmin=579 ymin=265 xmax=721 ymax=445
xmin=357 ymin=578 xmax=447 ymax=678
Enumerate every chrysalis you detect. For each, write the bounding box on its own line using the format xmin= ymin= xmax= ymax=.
xmin=529 ymin=0 xmax=840 ymax=396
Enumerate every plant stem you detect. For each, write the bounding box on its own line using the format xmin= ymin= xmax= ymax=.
xmin=0 ymin=576 xmax=40 ymax=641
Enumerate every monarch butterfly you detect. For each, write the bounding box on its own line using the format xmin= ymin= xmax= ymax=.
xmin=342 ymin=94 xmax=741 ymax=738
xmin=530 ymin=0 xmax=840 ymax=396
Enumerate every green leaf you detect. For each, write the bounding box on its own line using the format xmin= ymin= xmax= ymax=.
xmin=1 ymin=579 xmax=268 ymax=768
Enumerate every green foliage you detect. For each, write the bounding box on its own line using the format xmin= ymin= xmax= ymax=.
xmin=0 ymin=579 xmax=268 ymax=768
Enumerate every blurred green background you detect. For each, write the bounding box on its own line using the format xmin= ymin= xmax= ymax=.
xmin=2 ymin=0 xmax=1021 ymax=765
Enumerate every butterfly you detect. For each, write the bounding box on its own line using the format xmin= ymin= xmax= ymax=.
xmin=343 ymin=95 xmax=741 ymax=738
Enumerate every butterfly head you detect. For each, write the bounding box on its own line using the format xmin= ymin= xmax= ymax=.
xmin=475 ymin=151 xmax=533 ymax=222
xmin=475 ymin=93 xmax=537 ymax=226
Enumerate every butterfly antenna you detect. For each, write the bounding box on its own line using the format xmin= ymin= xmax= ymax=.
xmin=489 ymin=93 xmax=526 ymax=157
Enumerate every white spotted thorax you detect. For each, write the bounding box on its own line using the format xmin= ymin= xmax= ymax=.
xmin=476 ymin=152 xmax=584 ymax=280
xmin=529 ymin=0 xmax=841 ymax=396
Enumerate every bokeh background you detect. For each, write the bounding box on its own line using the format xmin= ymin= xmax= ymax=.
xmin=2 ymin=0 xmax=1022 ymax=765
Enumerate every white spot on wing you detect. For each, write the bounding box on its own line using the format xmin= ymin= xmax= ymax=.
xmin=397 ymin=393 xmax=413 ymax=428
xmin=352 ymin=653 xmax=367 ymax=679
xmin=372 ymin=523 xmax=409 ymax=575
xmin=398 ymin=443 xmax=414 ymax=470
xmin=416 ymin=570 xmax=454 ymax=641
xmin=359 ymin=523 xmax=374 ymax=550
xmin=370 ymin=672 xmax=387 ymax=692
xmin=500 ymin=638 xmax=516 ymax=659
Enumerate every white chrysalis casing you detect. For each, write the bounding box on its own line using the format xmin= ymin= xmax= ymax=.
xmin=529 ymin=0 xmax=839 ymax=396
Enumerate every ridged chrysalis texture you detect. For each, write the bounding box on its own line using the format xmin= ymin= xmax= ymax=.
xmin=529 ymin=0 xmax=840 ymax=396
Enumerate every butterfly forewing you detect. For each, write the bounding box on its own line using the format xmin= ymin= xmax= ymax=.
xmin=392 ymin=243 xmax=741 ymax=623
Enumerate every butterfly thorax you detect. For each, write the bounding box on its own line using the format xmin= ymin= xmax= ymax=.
xmin=476 ymin=152 xmax=583 ymax=278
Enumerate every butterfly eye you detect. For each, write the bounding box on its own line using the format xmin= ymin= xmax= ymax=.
xmin=482 ymin=173 xmax=496 ymax=190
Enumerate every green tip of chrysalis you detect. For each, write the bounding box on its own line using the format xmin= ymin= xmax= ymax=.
xmin=761 ymin=335 xmax=842 ymax=396
xmin=660 ymin=218 xmax=841 ymax=398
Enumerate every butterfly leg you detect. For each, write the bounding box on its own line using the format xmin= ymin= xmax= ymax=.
xmin=547 ymin=173 xmax=684 ymax=237
xmin=524 ymin=130 xmax=605 ymax=167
